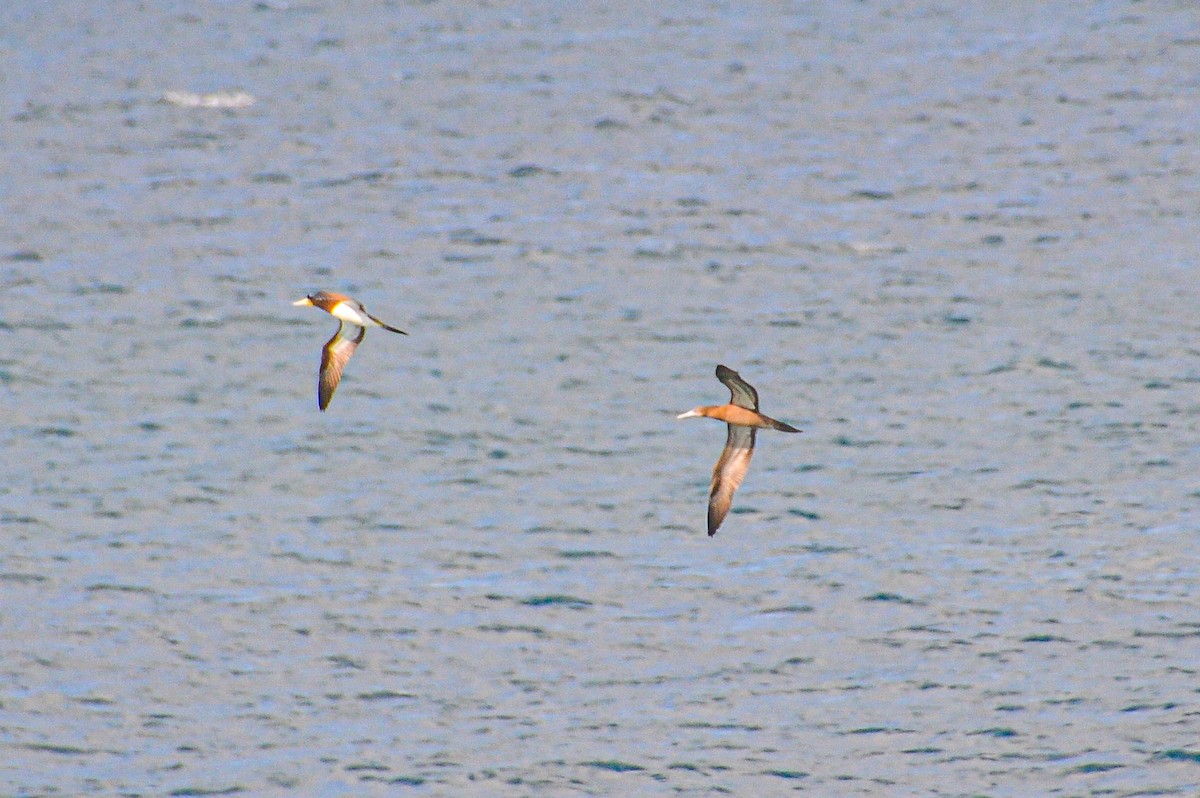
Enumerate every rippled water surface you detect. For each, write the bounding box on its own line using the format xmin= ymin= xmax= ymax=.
xmin=3 ymin=2 xmax=1199 ymax=795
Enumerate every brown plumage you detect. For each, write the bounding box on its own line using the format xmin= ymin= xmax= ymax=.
xmin=293 ymin=291 xmax=407 ymax=411
xmin=677 ymin=365 xmax=800 ymax=536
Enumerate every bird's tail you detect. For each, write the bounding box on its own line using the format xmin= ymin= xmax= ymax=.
xmin=763 ymin=415 xmax=801 ymax=433
xmin=368 ymin=313 xmax=408 ymax=335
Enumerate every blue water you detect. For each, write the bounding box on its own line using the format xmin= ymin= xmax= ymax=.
xmin=2 ymin=2 xmax=1199 ymax=795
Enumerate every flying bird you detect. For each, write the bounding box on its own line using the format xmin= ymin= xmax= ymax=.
xmin=677 ymin=364 xmax=800 ymax=536
xmin=293 ymin=291 xmax=407 ymax=411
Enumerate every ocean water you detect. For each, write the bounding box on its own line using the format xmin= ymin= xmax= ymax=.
xmin=2 ymin=2 xmax=1199 ymax=795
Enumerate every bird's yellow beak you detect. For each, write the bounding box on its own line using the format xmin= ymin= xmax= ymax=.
xmin=293 ymin=297 xmax=313 ymax=307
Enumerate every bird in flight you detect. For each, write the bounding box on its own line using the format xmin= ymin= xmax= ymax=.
xmin=677 ymin=364 xmax=800 ymax=536
xmin=293 ymin=291 xmax=407 ymax=411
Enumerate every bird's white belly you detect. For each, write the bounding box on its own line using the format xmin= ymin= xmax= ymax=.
xmin=330 ymin=302 xmax=370 ymax=326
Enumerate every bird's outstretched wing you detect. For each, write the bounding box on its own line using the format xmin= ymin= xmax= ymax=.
xmin=318 ymin=322 xmax=366 ymax=411
xmin=707 ymin=425 xmax=756 ymax=536
xmin=716 ymin=364 xmax=759 ymax=410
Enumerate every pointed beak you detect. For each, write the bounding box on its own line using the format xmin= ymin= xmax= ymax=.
xmin=677 ymin=409 xmax=701 ymax=420
xmin=293 ymin=297 xmax=313 ymax=306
